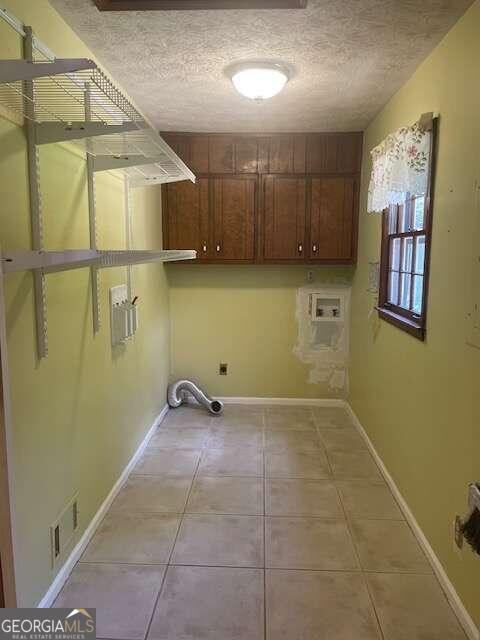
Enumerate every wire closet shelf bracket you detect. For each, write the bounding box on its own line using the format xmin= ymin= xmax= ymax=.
xmin=0 ymin=7 xmax=197 ymax=358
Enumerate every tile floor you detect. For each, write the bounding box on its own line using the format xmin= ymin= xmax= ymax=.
xmin=54 ymin=404 xmax=467 ymax=640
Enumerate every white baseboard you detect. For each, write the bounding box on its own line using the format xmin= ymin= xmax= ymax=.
xmin=217 ymin=396 xmax=346 ymax=406
xmin=37 ymin=404 xmax=169 ymax=608
xmin=345 ymin=403 xmax=479 ymax=640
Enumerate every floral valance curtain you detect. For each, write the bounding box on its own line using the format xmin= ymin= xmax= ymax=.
xmin=367 ymin=121 xmax=432 ymax=213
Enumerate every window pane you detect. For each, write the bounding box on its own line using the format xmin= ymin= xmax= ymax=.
xmin=414 ymin=235 xmax=426 ymax=274
xmin=413 ymin=196 xmax=425 ymax=230
xmin=401 ymin=237 xmax=413 ymax=272
xmin=390 ymin=238 xmax=401 ymax=271
xmin=400 ymin=273 xmax=411 ymax=309
xmin=388 ymin=206 xmax=398 ymax=234
xmin=388 ymin=271 xmax=399 ymax=305
xmin=398 ymin=201 xmax=408 ymax=232
xmin=412 ymin=275 xmax=424 ymax=314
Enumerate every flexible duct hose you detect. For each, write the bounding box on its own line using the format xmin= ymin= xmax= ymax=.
xmin=167 ymin=379 xmax=224 ymax=415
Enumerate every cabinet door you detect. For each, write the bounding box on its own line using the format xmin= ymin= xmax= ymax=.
xmin=306 ymin=133 xmax=362 ymax=174
xmin=235 ymin=137 xmax=258 ymax=173
xmin=308 ymin=177 xmax=357 ymax=260
xmin=263 ymin=176 xmax=306 ymax=260
xmin=268 ymin=135 xmax=306 ymax=174
xmin=164 ymin=178 xmax=210 ymax=260
xmin=209 ymin=136 xmax=235 ymax=173
xmin=212 ymin=177 xmax=256 ymax=261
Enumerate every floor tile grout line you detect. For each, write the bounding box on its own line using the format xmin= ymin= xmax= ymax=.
xmin=312 ymin=405 xmax=385 ymax=639
xmin=73 ymin=559 xmax=438 ymax=576
xmin=332 ymin=455 xmax=387 ymax=640
xmin=262 ymin=407 xmax=267 ymax=640
xmin=132 ymin=464 xmax=376 ymax=476
xmin=142 ymin=429 xmax=204 ymax=640
xmin=314 ymin=414 xmax=335 ymax=479
xmin=132 ymin=467 xmax=393 ymax=483
xmin=104 ymin=507 xmax=408 ymax=520
xmin=77 ymin=510 xmax=411 ymax=568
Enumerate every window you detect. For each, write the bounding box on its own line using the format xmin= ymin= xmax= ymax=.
xmin=377 ymin=120 xmax=437 ymax=340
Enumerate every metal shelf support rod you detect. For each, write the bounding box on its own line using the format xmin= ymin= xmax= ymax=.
xmin=85 ymin=84 xmax=100 ymax=333
xmin=24 ymin=26 xmax=48 ymax=359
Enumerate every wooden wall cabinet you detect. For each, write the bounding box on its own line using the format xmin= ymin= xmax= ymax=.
xmin=308 ymin=177 xmax=357 ymax=261
xmin=163 ymin=178 xmax=210 ymax=260
xmin=212 ymin=177 xmax=256 ymax=261
xmin=262 ymin=176 xmax=306 ymax=261
xmin=163 ymin=175 xmax=257 ymax=263
xmin=162 ymin=132 xmax=362 ymax=264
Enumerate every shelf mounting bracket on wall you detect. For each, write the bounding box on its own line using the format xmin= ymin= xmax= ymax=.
xmin=23 ymin=26 xmax=48 ymax=359
xmin=1 ymin=250 xmax=100 ymax=273
xmin=92 ymin=155 xmax=165 ymax=173
xmin=0 ymin=7 xmax=197 ymax=358
xmin=35 ymin=121 xmax=145 ymax=145
xmin=1 ymin=250 xmax=196 ymax=273
xmin=124 ymin=176 xmax=133 ymax=301
xmin=0 ymin=58 xmax=96 ymax=84
xmin=84 ymin=84 xmax=101 ymax=334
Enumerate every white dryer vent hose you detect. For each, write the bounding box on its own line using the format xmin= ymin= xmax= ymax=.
xmin=167 ymin=379 xmax=224 ymax=415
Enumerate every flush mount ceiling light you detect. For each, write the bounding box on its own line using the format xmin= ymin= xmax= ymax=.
xmin=229 ymin=63 xmax=289 ymax=101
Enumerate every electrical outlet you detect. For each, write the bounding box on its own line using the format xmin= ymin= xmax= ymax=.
xmin=219 ymin=363 xmax=228 ymax=375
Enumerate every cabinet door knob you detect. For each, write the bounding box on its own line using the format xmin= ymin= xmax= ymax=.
xmin=298 ymin=243 xmax=303 ymax=254
xmin=312 ymin=243 xmax=318 ymax=253
xmin=216 ymin=244 xmax=221 ymax=253
xmin=202 ymin=243 xmax=207 ymax=253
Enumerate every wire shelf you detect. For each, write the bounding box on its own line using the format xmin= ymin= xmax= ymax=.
xmin=0 ymin=6 xmax=196 ymax=360
xmin=79 ymin=128 xmax=191 ymax=182
xmin=1 ymin=249 xmax=197 ymax=273
xmin=81 ymin=129 xmax=169 ymax=156
xmin=0 ymin=61 xmax=195 ymax=184
xmin=124 ymin=162 xmax=184 ymax=185
xmin=0 ymin=66 xmax=143 ymax=125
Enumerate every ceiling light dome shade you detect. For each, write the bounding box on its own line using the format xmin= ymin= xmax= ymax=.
xmin=230 ymin=63 xmax=289 ymax=100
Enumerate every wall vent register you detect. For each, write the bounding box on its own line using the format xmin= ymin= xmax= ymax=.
xmin=50 ymin=495 xmax=79 ymax=568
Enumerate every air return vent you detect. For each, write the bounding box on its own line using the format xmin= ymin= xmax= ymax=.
xmin=50 ymin=495 xmax=79 ymax=567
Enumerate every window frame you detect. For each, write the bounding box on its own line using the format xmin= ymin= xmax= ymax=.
xmin=377 ymin=118 xmax=438 ymax=341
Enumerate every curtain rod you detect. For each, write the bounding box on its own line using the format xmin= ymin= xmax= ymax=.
xmin=418 ymin=112 xmax=438 ymax=131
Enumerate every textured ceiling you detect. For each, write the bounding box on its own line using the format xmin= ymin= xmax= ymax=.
xmin=50 ymin=0 xmax=471 ymax=132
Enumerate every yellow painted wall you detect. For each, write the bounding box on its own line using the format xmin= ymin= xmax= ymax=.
xmin=168 ymin=265 xmax=353 ymax=399
xmin=350 ymin=0 xmax=480 ymax=628
xmin=1 ymin=1 xmax=169 ymax=606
